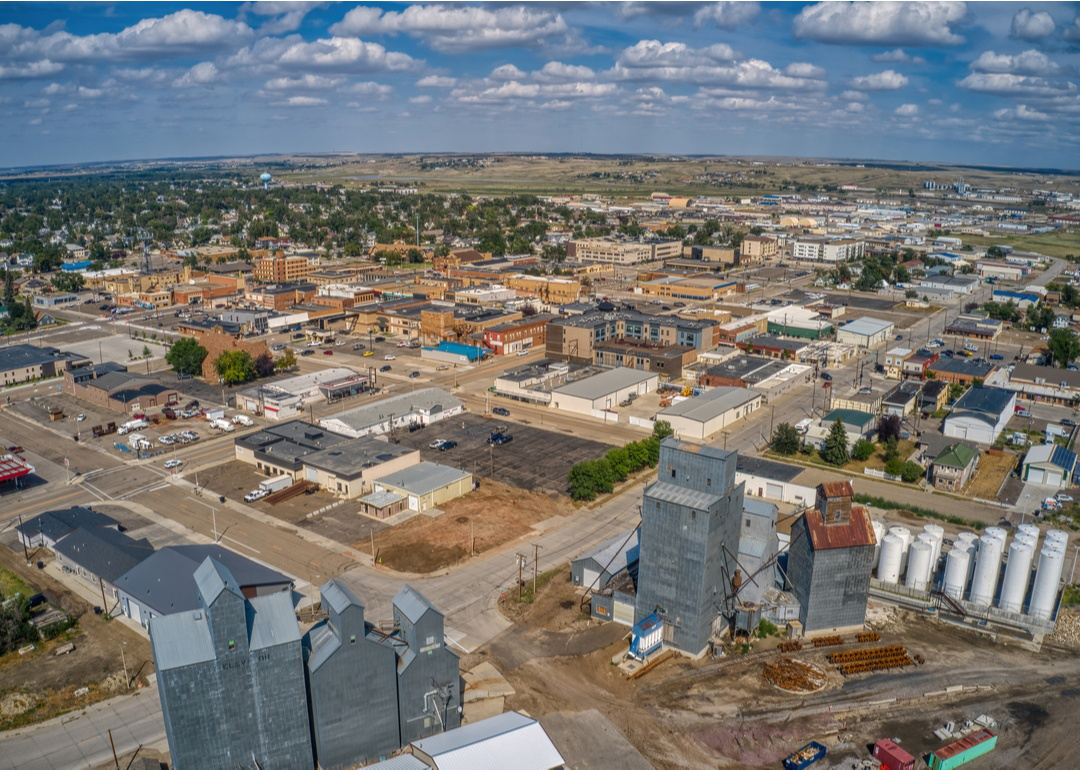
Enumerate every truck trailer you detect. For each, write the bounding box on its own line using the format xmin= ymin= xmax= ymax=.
xmin=259 ymin=475 xmax=292 ymax=494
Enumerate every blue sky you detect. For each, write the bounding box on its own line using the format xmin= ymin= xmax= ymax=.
xmin=2 ymin=2 xmax=1079 ymax=169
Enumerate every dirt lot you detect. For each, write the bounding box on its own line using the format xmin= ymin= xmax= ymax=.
xmin=965 ymin=448 xmax=1019 ymax=499
xmin=388 ymin=413 xmax=610 ymax=494
xmin=472 ymin=571 xmax=1080 ymax=769
xmin=498 ymin=565 xmax=595 ymax=634
xmin=0 ymin=545 xmax=153 ymax=731
xmin=363 ymin=480 xmax=575 ymax=573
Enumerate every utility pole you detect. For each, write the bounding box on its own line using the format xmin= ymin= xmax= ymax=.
xmin=516 ymin=553 xmax=526 ymax=601
xmin=532 ymin=543 xmax=543 ymax=595
xmin=17 ymin=515 xmax=29 ymax=561
xmin=108 ymin=729 xmax=119 ymax=770
xmin=99 ymin=579 xmax=108 ymax=613
xmin=769 ymin=405 xmax=775 ymax=438
xmin=120 ymin=643 xmax=129 ymax=688
xmin=212 ymin=507 xmax=218 ymax=542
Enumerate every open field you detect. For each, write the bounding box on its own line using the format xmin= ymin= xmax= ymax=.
xmin=957 ymin=231 xmax=1080 ymax=260
xmin=965 ymin=449 xmax=1019 ymax=499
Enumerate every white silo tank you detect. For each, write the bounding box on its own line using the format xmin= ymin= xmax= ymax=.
xmin=919 ymin=531 xmax=943 ymax=576
xmin=943 ymin=544 xmax=973 ymax=600
xmin=998 ymin=540 xmax=1035 ymax=612
xmin=922 ymin=524 xmax=944 ymax=563
xmin=871 ymin=520 xmax=886 ymax=569
xmin=1018 ymin=523 xmax=1040 ymax=542
xmin=986 ymin=526 xmax=1008 ymax=541
xmin=905 ymin=541 xmax=934 ymax=591
xmin=1029 ymin=546 xmax=1066 ymax=619
xmin=889 ymin=526 xmax=913 ymax=575
xmin=1046 ymin=530 xmax=1069 ymax=549
xmin=968 ymin=535 xmax=1005 ymax=606
xmin=878 ymin=534 xmax=904 ymax=585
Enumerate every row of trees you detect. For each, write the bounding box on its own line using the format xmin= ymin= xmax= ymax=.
xmin=165 ymin=337 xmax=296 ymax=385
xmin=770 ymin=414 xmax=924 ymax=481
xmin=567 ymin=422 xmax=673 ymax=501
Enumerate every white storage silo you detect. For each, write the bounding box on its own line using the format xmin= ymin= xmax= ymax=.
xmin=1016 ymin=531 xmax=1039 ymax=550
xmin=1018 ymin=523 xmax=1040 ymax=543
xmin=986 ymin=526 xmax=1008 ymax=541
xmin=889 ymin=526 xmax=913 ymax=576
xmin=877 ymin=534 xmax=904 ymax=585
xmin=871 ymin=520 xmax=886 ymax=569
xmin=905 ymin=541 xmax=934 ymax=591
xmin=922 ymin=524 xmax=945 ymax=564
xmin=918 ymin=531 xmax=943 ymax=578
xmin=958 ymin=531 xmax=980 ymax=585
xmin=1046 ymin=530 xmax=1069 ymax=550
xmin=943 ymin=544 xmax=973 ymax=600
xmin=1029 ymin=545 xmax=1066 ymax=620
xmin=968 ymin=534 xmax=1005 ymax=606
xmin=998 ymin=540 xmax=1035 ymax=613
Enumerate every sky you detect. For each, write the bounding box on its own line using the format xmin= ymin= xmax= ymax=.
xmin=2 ymin=1 xmax=1080 ymax=170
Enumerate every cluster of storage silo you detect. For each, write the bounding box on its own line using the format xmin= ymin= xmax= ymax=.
xmin=874 ymin=520 xmax=1070 ymax=620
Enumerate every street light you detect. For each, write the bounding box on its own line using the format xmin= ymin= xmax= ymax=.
xmin=1021 ymin=493 xmax=1032 ymax=526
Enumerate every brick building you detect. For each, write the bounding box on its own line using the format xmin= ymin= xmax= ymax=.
xmin=254 ymin=254 xmax=313 ymax=283
xmin=481 ymin=315 xmax=554 ymax=355
xmin=186 ymin=326 xmax=272 ymax=381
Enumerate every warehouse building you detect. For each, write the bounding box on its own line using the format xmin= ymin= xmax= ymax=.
xmin=734 ymin=456 xmax=816 ymax=507
xmin=549 ymin=367 xmax=658 ymax=416
xmin=408 ymin=711 xmax=565 ymax=770
xmin=318 ymin=388 xmax=465 ymax=437
xmin=657 ymin=386 xmax=762 ymax=440
xmin=368 ymin=462 xmax=474 ymax=515
xmin=943 ymin=387 xmax=1016 ymax=445
xmin=152 ymin=558 xmax=315 ymax=770
xmin=1022 ymin=444 xmax=1077 ymax=489
xmin=65 ymin=364 xmax=180 ymax=414
xmin=786 ymin=482 xmax=876 ymax=634
xmin=52 ymin=527 xmax=153 ymax=604
xmin=835 ymin=317 xmax=894 ymax=349
xmin=237 ymin=367 xmax=366 ymax=420
xmin=16 ymin=506 xmax=119 ymax=550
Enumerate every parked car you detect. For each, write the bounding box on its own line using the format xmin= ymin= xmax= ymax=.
xmin=493 ymin=407 xmax=510 ymax=416
xmin=164 ymin=459 xmax=184 ymax=470
xmin=323 ymin=349 xmax=334 ymax=355
xmin=363 ymin=350 xmax=374 ymax=357
xmin=1063 ymin=418 xmax=1076 ymax=427
xmin=820 ymin=372 xmax=832 ymax=381
xmin=429 ymin=439 xmax=447 ymax=449
xmin=487 ymin=433 xmax=513 ymax=446
xmin=516 ymin=350 xmax=529 ymax=356
xmin=1056 ymin=493 xmax=1074 ymax=504
xmin=374 ymin=336 xmax=385 ymax=342
xmin=384 ymin=354 xmax=396 ymax=360
xmin=244 ymin=489 xmax=270 ymax=503
xmin=7 ymin=446 xmax=23 ymax=453
xmin=272 ymin=343 xmax=285 ymax=351
xmin=409 ymin=371 xmax=420 ymax=378
xmin=437 ymin=440 xmax=457 ymax=451
xmin=353 ymin=343 xmax=365 ymax=350
xmin=990 ymin=354 xmax=1004 ymax=360
xmin=380 ymin=365 xmax=392 ymax=372
xmin=301 ymin=349 xmax=314 ymax=356
xmin=436 ymin=365 xmax=449 ymax=371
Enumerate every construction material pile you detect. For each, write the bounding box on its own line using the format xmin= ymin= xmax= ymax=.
xmin=827 ymin=645 xmax=915 ymax=676
xmin=763 ymin=657 xmax=828 ymax=693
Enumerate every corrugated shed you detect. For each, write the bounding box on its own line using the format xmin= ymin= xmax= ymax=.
xmin=803 ymin=504 xmax=876 ymax=550
xmin=247 ymin=591 xmax=302 ymax=651
xmin=818 ymin=481 xmax=853 ymax=499
xmin=647 ymin=481 xmax=724 ymax=511
xmin=411 ymin=711 xmax=565 ymax=770
xmin=577 ymin=528 xmax=639 ymax=575
xmin=933 ymin=729 xmax=995 ymax=760
xmin=149 ymin=609 xmax=215 ymax=670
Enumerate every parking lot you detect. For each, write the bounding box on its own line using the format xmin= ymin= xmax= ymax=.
xmin=388 ymin=413 xmax=610 ymax=494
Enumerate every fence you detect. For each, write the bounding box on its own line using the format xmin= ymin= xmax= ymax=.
xmin=863 ymin=468 xmax=902 ymax=482
xmin=628 ymin=416 xmax=656 ymax=430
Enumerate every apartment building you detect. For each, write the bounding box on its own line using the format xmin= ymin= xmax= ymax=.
xmin=546 ymin=310 xmax=721 ymax=364
xmin=567 ymin=238 xmax=682 ymax=265
xmin=740 ymin=235 xmax=779 ymax=263
xmin=792 ymin=237 xmax=865 ymax=262
xmin=254 ymin=254 xmax=313 ymax=283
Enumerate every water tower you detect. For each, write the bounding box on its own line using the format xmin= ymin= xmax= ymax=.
xmin=260 ymin=172 xmax=272 ymax=190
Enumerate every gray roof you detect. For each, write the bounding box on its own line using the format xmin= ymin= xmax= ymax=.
xmin=647 ymin=481 xmax=724 ymax=510
xmin=320 ymin=578 xmax=362 ymax=616
xmin=16 ymin=506 xmax=118 ymax=544
xmin=377 ymin=461 xmax=471 ymax=497
xmin=551 ymin=367 xmax=656 ymax=400
xmin=303 ymin=435 xmax=414 ymax=479
xmin=247 ymin=590 xmax=301 ymax=651
xmin=928 ymin=358 xmax=996 ymax=377
xmin=953 ymin=386 xmax=1014 ymax=416
xmin=194 ymin=557 xmax=243 ymax=608
xmin=0 ymin=343 xmax=85 ymax=372
xmin=575 ymin=528 xmax=639 ymax=575
xmin=359 ymin=489 xmax=408 ymax=509
xmin=838 ymin=317 xmax=894 ymax=337
xmin=744 ymin=497 xmax=778 ymax=520
xmin=150 ymin=608 xmax=216 ymax=671
xmin=365 ymin=756 xmax=431 ymax=770
xmin=735 ymin=455 xmax=805 ymax=483
xmin=393 ymin=585 xmax=438 ymax=625
xmin=53 ymin=527 xmax=153 ymax=584
xmin=411 ymin=711 xmax=565 ymax=770
xmin=115 ymin=545 xmax=290 ymax=616
xmin=235 ymin=420 xmax=353 ymax=469
xmin=659 ymin=386 xmax=759 ymax=422
xmin=323 ymin=388 xmax=463 ymax=431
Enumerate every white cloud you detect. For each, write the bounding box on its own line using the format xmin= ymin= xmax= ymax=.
xmin=846 ymin=102 xmax=865 ymax=113
xmin=794 ymin=2 xmax=967 ymax=46
xmin=850 ymin=70 xmax=909 ymax=91
xmin=692 ymin=2 xmax=760 ymax=30
xmin=263 ymin=74 xmax=342 ymax=91
xmin=342 ymin=81 xmax=392 ymax=96
xmin=0 ymin=60 xmax=63 ymax=79
xmin=535 ymin=61 xmax=596 ymax=82
xmin=449 ymin=79 xmax=616 ymax=105
xmin=1066 ymin=17 xmax=1080 ymax=42
xmin=840 ymin=90 xmax=868 ymax=102
xmin=784 ymin=62 xmax=826 ymax=79
xmin=1010 ymin=9 xmax=1056 ymax=41
xmin=417 ymin=75 xmax=456 ymax=88
xmin=273 ymin=95 xmax=327 ymax=107
xmin=894 ymin=103 xmax=919 ymax=116
xmin=618 ymin=40 xmax=738 ymax=68
xmin=173 ymin=61 xmax=220 ymax=88
xmin=409 ymin=95 xmax=432 ymax=104
xmin=229 ymin=36 xmax=419 ymax=73
xmin=24 ymin=98 xmax=49 ymax=109
xmin=958 ymin=72 xmax=1076 ymax=96
xmin=330 ymin=4 xmax=571 ymax=53
xmin=994 ymin=104 xmax=1050 ymax=121
xmin=241 ymin=1 xmax=325 ymax=35
xmin=539 ymin=99 xmax=573 ymax=111
xmin=872 ymin=48 xmax=925 ymax=64
xmin=490 ymin=64 xmax=527 ymax=81
xmin=972 ymin=50 xmax=1061 ymax=77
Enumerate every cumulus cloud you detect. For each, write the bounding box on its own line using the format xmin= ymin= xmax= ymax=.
xmin=273 ymin=95 xmax=327 ymax=107
xmin=618 ymin=40 xmax=739 ymax=68
xmin=173 ymin=61 xmax=220 ymax=88
xmin=342 ymin=81 xmax=392 ymax=96
xmin=850 ymin=70 xmax=909 ymax=91
xmin=330 ymin=4 xmax=571 ymax=53
xmin=784 ymin=62 xmax=826 ymax=79
xmin=872 ymin=48 xmax=925 ymax=64
xmin=535 ymin=61 xmax=596 ymax=82
xmin=228 ymin=36 xmax=419 ymax=73
xmin=894 ymin=103 xmax=919 ymax=116
xmin=449 ymin=79 xmax=617 ymax=105
xmin=416 ymin=75 xmax=456 ymax=87
xmin=693 ymin=2 xmax=761 ymax=30
xmin=994 ymin=104 xmax=1050 ymax=121
xmin=841 ymin=90 xmax=868 ymax=102
xmin=490 ymin=64 xmax=527 ymax=81
xmin=958 ymin=72 xmax=1076 ymax=96
xmin=241 ymin=1 xmax=325 ymax=35
xmin=794 ymin=2 xmax=967 ymax=46
xmin=408 ymin=94 xmax=432 ymax=104
xmin=0 ymin=60 xmax=64 ymax=79
xmin=846 ymin=102 xmax=865 ymax=113
xmin=1010 ymin=9 xmax=1056 ymax=41
xmin=263 ymin=74 xmax=342 ymax=91
xmin=1061 ymin=17 xmax=1080 ymax=42
xmin=971 ymin=50 xmax=1060 ymax=77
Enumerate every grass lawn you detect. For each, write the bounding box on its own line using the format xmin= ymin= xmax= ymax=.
xmin=0 ymin=568 xmax=31 ymax=601
xmin=960 ymin=231 xmax=1080 ymax=260
xmin=771 ymin=439 xmax=918 ymax=475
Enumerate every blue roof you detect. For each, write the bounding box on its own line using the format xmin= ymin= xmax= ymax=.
xmin=423 ymin=341 xmax=492 ymax=360
xmin=62 ymin=260 xmax=92 ymax=271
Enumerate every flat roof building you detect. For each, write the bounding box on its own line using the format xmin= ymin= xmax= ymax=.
xmin=318 ymin=388 xmax=465 ymax=438
xmin=835 ymin=317 xmax=894 ymax=349
xmin=549 ymin=367 xmax=658 ymax=415
xmin=658 ymin=386 xmax=762 ymax=440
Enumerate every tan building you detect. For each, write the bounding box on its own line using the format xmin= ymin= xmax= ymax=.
xmin=567 ymin=238 xmax=681 ymax=265
xmin=185 ymin=326 xmax=271 ymax=381
xmin=637 ymin=276 xmax=739 ymax=302
xmin=253 ymin=254 xmax=313 ymax=283
xmin=682 ymin=245 xmax=738 ymax=265
xmin=740 ymin=236 xmax=779 ymax=263
xmin=433 ymin=248 xmax=490 ymax=273
xmin=505 ymin=274 xmax=583 ymax=304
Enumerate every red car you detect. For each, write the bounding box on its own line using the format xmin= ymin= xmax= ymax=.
xmin=7 ymin=446 xmax=24 ymax=454
xmin=323 ymin=349 xmax=333 ymax=355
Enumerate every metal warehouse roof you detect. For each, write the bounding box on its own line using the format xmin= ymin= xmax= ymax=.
xmin=149 ymin=608 xmax=216 ymax=671
xmin=838 ymin=317 xmax=894 ymax=337
xmin=575 ymin=528 xmax=639 ymax=574
xmin=659 ymin=386 xmax=759 ymax=422
xmin=1024 ymin=443 xmax=1077 ymax=471
xmin=324 ymin=388 xmax=463 ymax=431
xmin=647 ymin=481 xmax=724 ymax=511
xmin=952 ymin=386 xmax=1014 ymax=415
xmin=320 ymin=578 xmax=363 ymax=616
xmin=16 ymin=506 xmax=118 ymax=544
xmin=365 ymin=756 xmax=431 ymax=770
xmin=551 ymin=366 xmax=655 ymax=401
xmin=411 ymin=711 xmax=565 ymax=770
xmin=735 ymin=455 xmax=805 ymax=484
xmin=376 ymin=461 xmax=471 ymax=498
xmin=52 ymin=527 xmax=153 ymax=584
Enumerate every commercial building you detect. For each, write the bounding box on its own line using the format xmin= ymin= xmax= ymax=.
xmin=592 ymin=339 xmax=698 ymax=378
xmin=657 ymin=387 xmax=762 ymax=440
xmin=318 ymin=389 xmax=465 ymax=438
xmin=786 ymin=483 xmax=875 ymax=634
xmin=366 ymin=462 xmax=473 ymax=516
xmin=881 ymin=380 xmax=923 ymax=417
xmin=408 ymin=711 xmax=564 ymax=770
xmin=740 ymin=235 xmax=778 ymax=263
xmin=548 ymin=367 xmax=658 ymax=416
xmin=637 ymin=275 xmax=739 ymax=302
xmin=504 ymin=274 xmax=584 ymax=304
xmin=184 ymin=325 xmax=272 ymax=381
xmin=930 ymin=443 xmax=979 ymax=491
xmin=943 ymin=387 xmax=1016 ymax=444
xmin=734 ymin=455 xmax=816 ymax=507
xmin=976 ymin=261 xmax=1025 ymax=281
xmin=883 ymin=348 xmax=913 ymax=380
xmin=16 ymin=506 xmax=119 ymax=550
xmin=0 ymin=344 xmax=90 ymax=387
xmin=835 ymin=317 xmax=894 ymax=349
xmin=546 ymin=309 xmax=721 ymax=364
xmin=152 ymin=558 xmax=315 ymax=770
xmin=1003 ymin=362 xmax=1080 ymax=405
xmin=944 ymin=311 xmax=1003 ymax=341
xmin=635 ymin=438 xmax=743 ymax=656
xmin=492 ymin=359 xmax=596 ymax=405
xmin=65 ymin=365 xmax=180 ymax=415
xmin=567 ymin=238 xmax=681 ymax=265
xmin=1022 ymin=444 xmax=1077 ymax=489
xmin=572 ymin=528 xmax=639 ymax=592
xmin=481 ymin=315 xmax=554 ymax=356
xmin=764 ymin=306 xmax=833 ymax=340
xmin=918 ymin=275 xmax=978 ymax=295
xmin=236 ymin=368 xmax=366 ymax=420
xmin=254 ymin=254 xmax=314 ymax=283
xmin=792 ymin=237 xmax=865 ymax=262
xmin=0 ymin=453 xmax=34 ymax=491
xmin=52 ymin=527 xmax=154 ymax=603
xmin=926 ymin=357 xmax=996 ymax=385
xmin=115 ymin=544 xmax=292 ymax=628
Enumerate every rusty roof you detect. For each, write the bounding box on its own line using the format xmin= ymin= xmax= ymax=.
xmin=818 ymin=480 xmax=854 ymax=499
xmin=933 ymin=729 xmax=996 ymax=760
xmin=803 ymin=504 xmax=876 ymax=550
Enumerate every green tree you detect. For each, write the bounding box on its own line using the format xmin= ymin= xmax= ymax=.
xmin=2 ymin=271 xmax=14 ymax=308
xmin=770 ymin=423 xmax=801 ymax=455
xmin=852 ymin=438 xmax=875 ymax=461
xmin=165 ymin=337 xmax=208 ymax=376
xmin=50 ymin=272 xmax=85 ymax=293
xmin=567 ymin=458 xmax=617 ymax=501
xmin=605 ymin=446 xmax=632 ymax=482
xmin=821 ymin=418 xmax=849 ymax=466
xmin=877 ymin=414 xmax=903 ymax=444
xmin=275 ymin=348 xmax=297 ymax=371
xmin=1049 ymin=328 xmax=1080 ymax=368
xmin=884 ymin=456 xmax=905 ymax=477
xmin=213 ymin=350 xmax=257 ymax=385
xmin=900 ymin=461 xmax=925 ymax=483
xmin=652 ymin=420 xmax=674 ymax=440
xmin=254 ymin=351 xmax=275 ymax=378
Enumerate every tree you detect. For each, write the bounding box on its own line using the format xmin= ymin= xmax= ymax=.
xmin=771 ymin=423 xmax=801 ymax=455
xmin=275 ymin=348 xmax=297 ymax=371
xmin=852 ymin=438 xmax=875 ymax=461
xmin=567 ymin=458 xmax=616 ymax=501
xmin=878 ymin=414 xmax=902 ymax=444
xmin=213 ymin=350 xmax=257 ymax=385
xmin=254 ymin=351 xmax=275 ymax=378
xmin=519 ymin=302 xmax=538 ymax=317
xmin=652 ymin=420 xmax=674 ymax=440
xmin=821 ymin=418 xmax=849 ymax=466
xmin=165 ymin=337 xmax=208 ymax=376
xmin=605 ymin=446 xmax=632 ymax=482
xmin=884 ymin=456 xmax=905 ymax=477
xmin=2 ymin=270 xmax=14 ymax=308
xmin=900 ymin=461 xmax=925 ymax=483
xmin=987 ymin=245 xmax=1006 ymax=258
xmin=1049 ymin=328 xmax=1080 ymax=369
xmin=141 ymin=344 xmax=151 ymax=358
xmin=50 ymin=272 xmax=85 ymax=293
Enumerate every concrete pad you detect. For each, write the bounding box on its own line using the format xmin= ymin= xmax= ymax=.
xmin=462 ymin=661 xmax=516 ymax=701
xmin=462 ymin=696 xmax=504 ymax=724
xmin=540 ymin=710 xmax=656 ymax=770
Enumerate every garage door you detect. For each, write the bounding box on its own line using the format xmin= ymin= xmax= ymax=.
xmin=581 ymin=567 xmax=600 ymax=590
xmin=1028 ymin=467 xmax=1045 ymax=484
xmin=1047 ymin=469 xmax=1063 ymax=487
xmin=766 ymin=482 xmax=783 ymax=501
xmin=613 ymin=597 xmax=635 ymax=626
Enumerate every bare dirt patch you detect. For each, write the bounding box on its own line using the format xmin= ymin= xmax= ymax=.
xmin=363 ymin=480 xmax=575 ymax=573
xmin=965 ymin=448 xmax=1018 ymax=499
xmin=498 ymin=565 xmax=594 ymax=634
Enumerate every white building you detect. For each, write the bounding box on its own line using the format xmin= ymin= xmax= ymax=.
xmin=792 ymin=237 xmax=865 ymax=262
xmin=549 ymin=367 xmax=658 ymax=416
xmin=658 ymin=387 xmax=762 ymax=440
xmin=977 ymin=262 xmax=1025 ymax=281
xmin=835 ymin=317 xmax=894 ymax=349
xmin=943 ymin=387 xmax=1016 ymax=445
xmin=318 ymin=388 xmax=465 ymax=437
xmin=237 ymin=367 xmax=361 ymax=420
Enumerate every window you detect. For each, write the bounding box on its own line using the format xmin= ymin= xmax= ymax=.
xmin=706 ymin=478 xmax=711 ymax=487
xmin=671 ymin=469 xmax=676 ymax=479
xmin=228 ymin=640 xmax=235 ymax=650
xmin=745 ymin=518 xmax=750 ymax=528
xmin=350 ymin=634 xmax=356 ymax=644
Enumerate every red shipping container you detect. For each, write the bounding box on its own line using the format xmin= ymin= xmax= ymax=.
xmin=873 ymin=739 xmax=916 ymax=770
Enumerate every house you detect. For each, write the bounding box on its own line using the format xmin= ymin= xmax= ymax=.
xmin=657 ymin=386 xmax=762 ymax=440
xmin=881 ymin=381 xmax=923 ymax=417
xmin=883 ymin=348 xmax=913 ymax=379
xmin=52 ymin=528 xmax=154 ymax=603
xmin=1022 ymin=444 xmax=1078 ymax=489
xmin=805 ymin=409 xmax=877 ymax=450
xmin=943 ymin=387 xmax=1016 ymax=444
xmin=836 ymin=317 xmax=894 ymax=349
xmin=920 ymin=380 xmax=949 ymax=413
xmin=16 ymin=506 xmax=119 ymax=549
xmin=930 ymin=443 xmax=979 ymax=491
